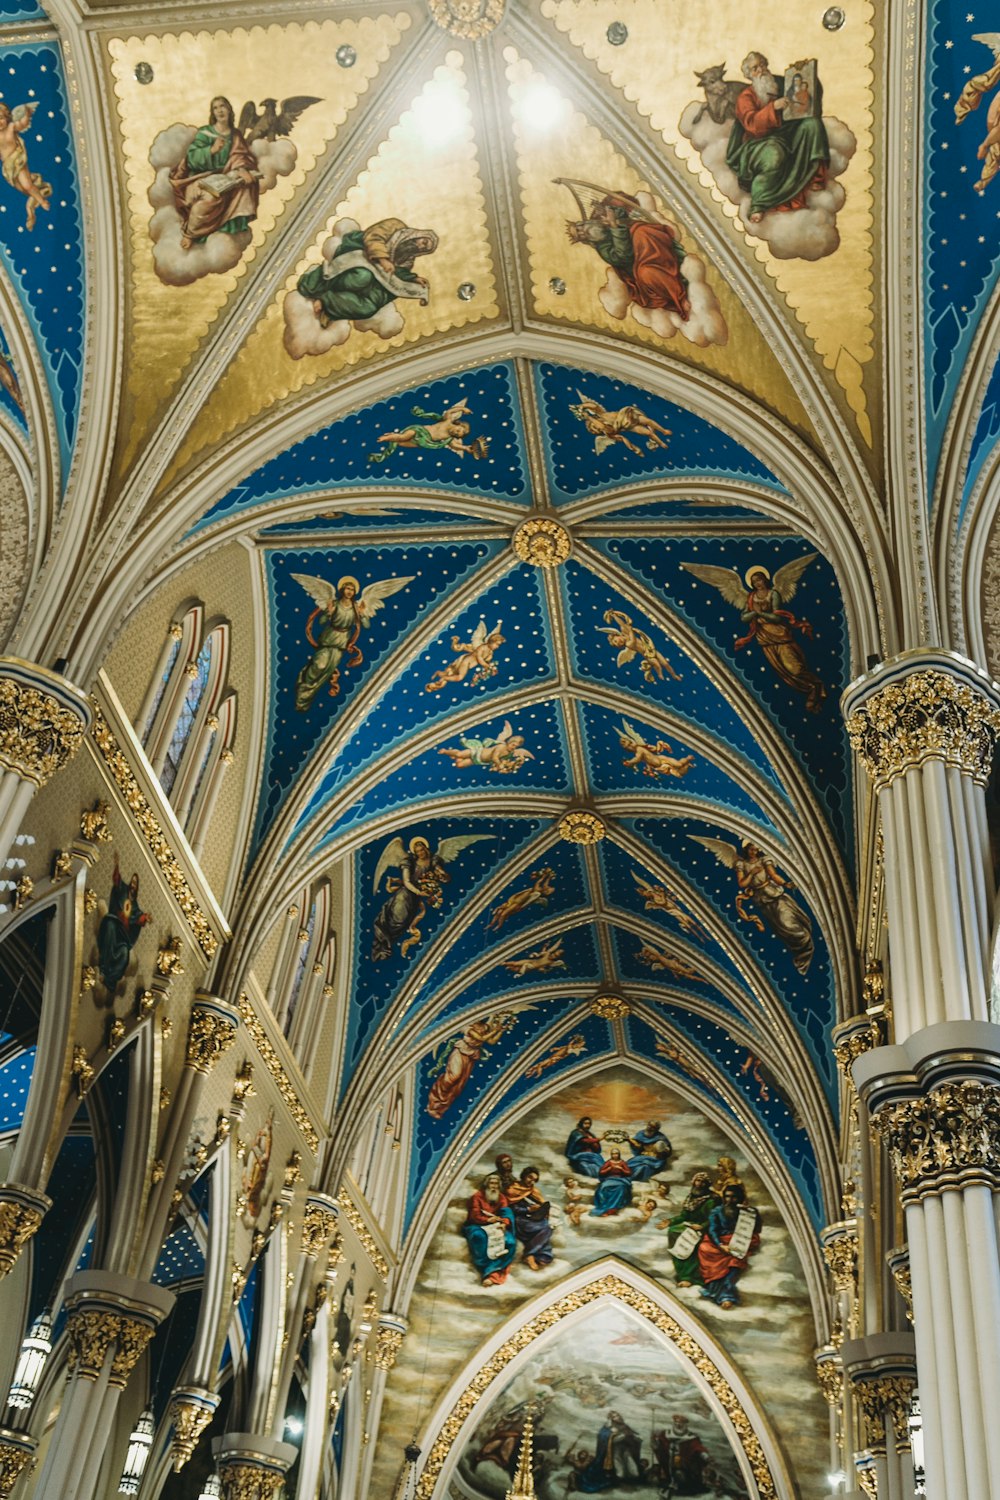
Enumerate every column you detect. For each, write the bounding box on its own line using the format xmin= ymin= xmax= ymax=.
xmin=0 ymin=660 xmax=91 ymax=872
xmin=0 ymin=1430 xmax=35 ymax=1499
xmin=843 ymin=651 xmax=1000 ymax=1500
xmin=213 ymin=1434 xmax=299 ymax=1500
xmin=357 ymin=1312 xmax=408 ymax=1494
xmin=31 ymin=1272 xmax=174 ymax=1500
xmin=840 ymin=1337 xmax=917 ymax=1500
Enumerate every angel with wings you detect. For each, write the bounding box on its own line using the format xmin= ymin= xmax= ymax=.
xmin=690 ymin=834 xmax=814 ymax=974
xmin=680 ymin=555 xmax=827 ymax=712
xmin=618 ymin=719 xmax=694 ymax=779
xmin=292 ymin=571 xmax=413 ymax=711
xmin=0 ymin=102 xmax=51 ymax=231
xmin=599 ymin=610 xmax=681 ymax=685
xmin=371 ymin=831 xmax=492 ymax=960
xmin=438 ymin=721 xmax=534 ymax=775
xmin=425 ymin=619 xmax=504 ymax=694
xmin=632 ymin=871 xmax=710 ymax=941
xmin=955 ymin=33 xmax=1000 ymax=193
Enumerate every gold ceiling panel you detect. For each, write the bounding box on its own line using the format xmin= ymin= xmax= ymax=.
xmin=162 ymin=50 xmax=500 ymax=491
xmin=539 ymin=0 xmax=877 ymax=445
xmin=107 ymin=13 xmax=412 ymax=479
xmin=506 ymin=51 xmax=813 ymax=441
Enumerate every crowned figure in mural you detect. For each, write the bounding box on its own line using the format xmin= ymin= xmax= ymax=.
xmin=691 ymin=834 xmax=815 ymax=974
xmin=290 ymin=570 xmax=413 ymax=710
xmin=462 ymin=1171 xmax=518 ymax=1285
xmin=284 ymin=216 xmax=438 ymax=358
xmin=590 ymin=1149 xmax=634 ymax=1217
xmin=0 ymin=102 xmax=51 ymax=232
xmin=372 ymin=831 xmax=492 ymax=960
xmin=626 ymin=1120 xmax=673 ymax=1181
xmin=565 ymin=1115 xmax=606 ymax=1178
xmin=652 ymin=1414 xmax=711 ymax=1494
xmin=697 ymin=1181 xmax=762 ymax=1309
xmin=680 ymin=554 xmax=827 ymax=712
xmin=97 ymin=857 xmax=149 ymax=989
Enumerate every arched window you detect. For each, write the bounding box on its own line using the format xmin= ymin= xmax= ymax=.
xmin=161 ymin=633 xmax=214 ymax=796
xmin=139 ymin=605 xmax=202 ymax=753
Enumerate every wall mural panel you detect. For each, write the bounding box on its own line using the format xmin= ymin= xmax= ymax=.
xmin=374 ymin=1066 xmax=824 ymax=1498
xmin=452 ymin=1303 xmax=751 ymax=1498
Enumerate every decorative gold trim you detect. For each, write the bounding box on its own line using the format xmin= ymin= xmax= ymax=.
xmin=186 ymin=1006 xmax=238 ymax=1074
xmin=512 ymin=517 xmax=571 ymax=568
xmin=426 ymin=0 xmax=504 ymax=39
xmin=558 ymin=809 xmax=605 ymax=845
xmin=415 ymin=1273 xmax=778 ymax=1498
xmin=870 ymin=1079 xmax=1000 ymax=1202
xmin=0 ymin=1186 xmax=49 ymax=1278
xmin=814 ymin=1345 xmax=843 ymax=1407
xmin=590 ymin=995 xmax=630 ymax=1019
xmin=89 ymin=704 xmax=218 ymax=958
xmin=236 ymin=993 xmax=319 ymax=1153
xmin=822 ymin=1225 xmax=858 ymax=1294
xmin=0 ymin=1430 xmax=36 ymax=1496
xmin=169 ymin=1389 xmax=220 ymax=1472
xmin=846 ymin=668 xmax=1000 ymax=789
xmin=335 ymin=1191 xmax=389 ymax=1281
xmin=0 ymin=675 xmax=87 ymax=787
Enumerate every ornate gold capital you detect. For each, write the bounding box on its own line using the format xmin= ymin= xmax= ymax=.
xmin=870 ymin=1079 xmax=1000 ymax=1201
xmin=821 ymin=1223 xmax=858 ymax=1294
xmin=0 ymin=1430 xmax=36 ymax=1497
xmin=66 ymin=1308 xmax=120 ymax=1381
xmin=855 ymin=1456 xmax=878 ymax=1499
xmin=512 ymin=517 xmax=571 ymax=568
xmin=0 ymin=1186 xmax=49 ymax=1278
xmin=814 ymin=1345 xmax=843 ymax=1407
xmin=186 ymin=1007 xmax=238 ymax=1074
xmin=590 ymin=994 xmax=630 ymax=1019
xmin=0 ymin=673 xmax=88 ymax=788
xmin=833 ymin=1017 xmax=881 ymax=1078
xmin=559 ymin=808 xmax=605 ymax=845
xmin=374 ymin=1318 xmax=406 ymax=1371
xmin=169 ymin=1389 xmax=220 ymax=1471
xmin=846 ymin=667 xmax=1000 ymax=789
xmin=854 ymin=1374 xmax=916 ymax=1454
xmin=109 ymin=1314 xmax=157 ymax=1388
xmin=300 ymin=1202 xmax=337 ymax=1259
xmin=217 ymin=1459 xmax=288 ymax=1500
xmin=427 ymin=0 xmax=503 ymax=38
xmin=886 ymin=1247 xmax=913 ymax=1319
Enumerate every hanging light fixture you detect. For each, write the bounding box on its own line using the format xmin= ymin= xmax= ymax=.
xmin=197 ymin=1476 xmax=222 ymax=1500
xmin=8 ymin=1311 xmax=52 ymax=1410
xmin=118 ymin=1407 xmax=155 ymax=1495
xmin=908 ymin=1390 xmax=926 ymax=1496
xmin=394 ymin=1441 xmax=420 ymax=1500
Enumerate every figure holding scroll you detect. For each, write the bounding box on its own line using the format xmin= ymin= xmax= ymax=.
xmin=697 ymin=1182 xmax=761 ymax=1308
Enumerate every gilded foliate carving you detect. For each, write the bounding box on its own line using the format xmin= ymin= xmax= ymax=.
xmin=67 ymin=1309 xmax=120 ymax=1380
xmin=813 ymin=1347 xmax=843 ymax=1406
xmin=237 ymin=994 xmax=318 ymax=1153
xmin=887 ymin=1248 xmax=913 ymax=1319
xmin=846 ymin=668 xmax=1000 ymax=789
xmin=854 ymin=1375 xmax=916 ymax=1454
xmin=558 ymin=809 xmax=605 ymax=845
xmin=0 ymin=1197 xmax=45 ymax=1276
xmin=822 ymin=1230 xmax=858 ymax=1293
xmin=335 ymin=1193 xmax=389 ymax=1280
xmin=427 ymin=0 xmax=504 ymax=40
xmin=512 ymin=517 xmax=571 ymax=568
xmin=374 ymin=1324 xmax=405 ymax=1371
xmin=870 ymin=1079 xmax=1000 ymax=1200
xmin=0 ymin=677 xmax=86 ymax=787
xmin=833 ymin=1020 xmax=880 ymax=1077
xmin=414 ymin=1273 xmax=776 ymax=1499
xmin=169 ymin=1394 xmax=216 ymax=1471
xmin=72 ymin=1044 xmax=94 ymax=1096
xmin=855 ymin=1459 xmax=878 ymax=1500
xmin=186 ymin=1008 xmax=238 ymax=1074
xmin=156 ymin=936 xmax=185 ymax=978
xmin=109 ymin=1315 xmax=156 ymax=1388
xmin=590 ymin=995 xmax=630 ymax=1019
xmin=0 ymin=1437 xmax=35 ymax=1493
xmin=218 ymin=1459 xmax=288 ymax=1500
xmin=301 ymin=1203 xmax=336 ymax=1258
xmin=79 ymin=801 xmax=112 ymax=844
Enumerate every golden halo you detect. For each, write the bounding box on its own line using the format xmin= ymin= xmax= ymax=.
xmin=744 ymin=565 xmax=771 ymax=590
xmin=337 ymin=575 xmax=361 ymax=594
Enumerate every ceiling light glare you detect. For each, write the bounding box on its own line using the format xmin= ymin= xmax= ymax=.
xmin=411 ymin=81 xmax=465 ymax=147
xmin=518 ymin=78 xmax=565 ymax=133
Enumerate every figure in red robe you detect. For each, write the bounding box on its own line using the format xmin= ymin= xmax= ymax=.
xmin=697 ymin=1184 xmax=762 ymax=1308
xmin=566 ymin=192 xmax=691 ymax=320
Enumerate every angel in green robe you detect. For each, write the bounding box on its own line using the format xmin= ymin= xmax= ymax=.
xmin=290 ymin=570 xmax=414 ymax=710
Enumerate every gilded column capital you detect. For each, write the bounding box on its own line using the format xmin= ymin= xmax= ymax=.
xmin=0 ymin=1429 xmax=36 ymax=1498
xmin=821 ymin=1220 xmax=858 ymax=1293
xmin=169 ymin=1387 xmax=220 ymax=1471
xmin=212 ymin=1436 xmax=299 ymax=1500
xmin=300 ymin=1195 xmax=338 ymax=1258
xmin=374 ymin=1313 xmax=408 ymax=1371
xmin=814 ymin=1345 xmax=844 ymax=1407
xmin=869 ymin=1077 xmax=1000 ymax=1202
xmin=64 ymin=1273 xmax=174 ymax=1385
xmin=832 ymin=1015 xmax=881 ymax=1080
xmin=885 ymin=1246 xmax=913 ymax=1319
xmin=843 ymin=655 xmax=1000 ymax=790
xmin=0 ymin=660 xmax=91 ymax=788
xmin=186 ymin=999 xmax=240 ymax=1074
xmin=109 ymin=1314 xmax=158 ymax=1388
xmin=853 ymin=1373 xmax=917 ymax=1454
xmin=66 ymin=1308 xmax=120 ymax=1381
xmin=0 ymin=1184 xmax=50 ymax=1278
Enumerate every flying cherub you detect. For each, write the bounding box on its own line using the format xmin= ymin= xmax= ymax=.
xmin=680 ymin=555 xmax=826 ymax=712
xmin=502 ymin=938 xmax=566 ymax=978
xmin=598 ymin=609 xmax=682 ymax=684
xmin=618 ymin=719 xmax=694 ymax=779
xmin=955 ymin=33 xmax=1000 ymax=193
xmin=632 ymin=871 xmax=710 ymax=941
xmin=238 ymin=96 xmax=321 ymax=145
xmin=438 ymin=721 xmax=534 ymax=774
xmin=569 ymin=393 xmax=672 ymax=455
xmin=369 ymin=399 xmax=490 ymax=464
xmin=425 ymin=619 xmax=504 ymax=693
xmin=291 ymin=572 xmax=414 ymax=710
xmin=0 ymin=102 xmax=52 ymax=230
xmin=637 ymin=942 xmax=703 ymax=980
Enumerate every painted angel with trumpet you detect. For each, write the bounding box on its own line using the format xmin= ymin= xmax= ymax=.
xmin=680 ymin=554 xmax=826 ymax=712
xmin=371 ymin=830 xmax=493 ymax=960
xmin=291 ymin=571 xmax=413 ymax=711
xmin=690 ymin=834 xmax=814 ymax=974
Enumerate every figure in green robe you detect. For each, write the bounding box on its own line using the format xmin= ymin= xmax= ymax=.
xmin=726 ymin=53 xmax=830 ymax=222
xmin=667 ymin=1171 xmax=720 ymax=1286
xmin=297 ymin=217 xmax=438 ymax=329
xmin=170 ymin=95 xmax=260 ymax=248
